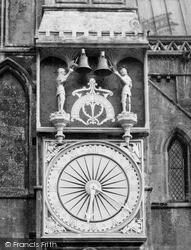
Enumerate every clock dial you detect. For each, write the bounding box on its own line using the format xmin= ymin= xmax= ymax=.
xmin=58 ymin=154 xmax=128 ymax=222
xmin=45 ymin=141 xmax=142 ymax=233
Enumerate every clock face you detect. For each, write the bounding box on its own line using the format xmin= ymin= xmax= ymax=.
xmin=45 ymin=141 xmax=142 ymax=233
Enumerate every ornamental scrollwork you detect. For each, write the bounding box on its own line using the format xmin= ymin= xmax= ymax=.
xmin=71 ymin=78 xmax=115 ymax=125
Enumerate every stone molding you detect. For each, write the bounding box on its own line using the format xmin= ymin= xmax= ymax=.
xmin=148 ymin=40 xmax=191 ymax=55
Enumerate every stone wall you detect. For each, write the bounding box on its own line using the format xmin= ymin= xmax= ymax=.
xmin=148 ymin=56 xmax=191 ymax=249
xmin=0 ymin=55 xmax=37 ymax=246
xmin=151 ymin=208 xmax=191 ymax=250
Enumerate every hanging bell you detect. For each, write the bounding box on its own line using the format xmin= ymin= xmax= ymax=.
xmin=94 ymin=51 xmax=112 ymax=76
xmin=76 ymin=48 xmax=91 ymax=74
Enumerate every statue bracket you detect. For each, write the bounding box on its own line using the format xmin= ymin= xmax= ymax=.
xmin=50 ymin=111 xmax=70 ymax=145
xmin=117 ymin=111 xmax=137 ymax=147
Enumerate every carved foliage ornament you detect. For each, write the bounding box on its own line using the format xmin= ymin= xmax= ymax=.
xmin=45 ymin=216 xmax=66 ymax=235
xmin=45 ymin=141 xmax=67 ymax=163
xmin=71 ymin=78 xmax=115 ymax=125
xmin=121 ymin=218 xmax=143 ymax=235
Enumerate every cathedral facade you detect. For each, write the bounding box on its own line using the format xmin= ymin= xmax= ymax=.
xmin=0 ymin=1 xmax=191 ymax=249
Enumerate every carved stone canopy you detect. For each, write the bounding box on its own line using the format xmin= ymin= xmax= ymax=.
xmin=37 ymin=10 xmax=148 ymax=47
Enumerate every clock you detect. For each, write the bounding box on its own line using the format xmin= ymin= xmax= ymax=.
xmin=45 ymin=141 xmax=143 ymax=233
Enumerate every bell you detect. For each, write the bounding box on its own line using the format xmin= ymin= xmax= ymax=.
xmin=76 ymin=49 xmax=91 ymax=74
xmin=94 ymin=51 xmax=112 ymax=76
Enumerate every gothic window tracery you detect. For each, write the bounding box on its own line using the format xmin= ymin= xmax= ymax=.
xmin=168 ymin=134 xmax=189 ymax=202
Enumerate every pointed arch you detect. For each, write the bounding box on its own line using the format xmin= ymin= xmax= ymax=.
xmin=0 ymin=57 xmax=32 ymax=130
xmin=0 ymin=57 xmax=32 ymax=194
xmin=0 ymin=57 xmax=33 ymax=99
xmin=165 ymin=128 xmax=191 ymax=153
xmin=165 ymin=128 xmax=191 ymax=202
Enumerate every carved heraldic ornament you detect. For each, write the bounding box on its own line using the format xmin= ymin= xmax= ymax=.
xmin=71 ymin=78 xmax=115 ymax=125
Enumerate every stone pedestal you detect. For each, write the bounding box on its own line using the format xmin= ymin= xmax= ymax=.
xmin=117 ymin=111 xmax=137 ymax=147
xmin=50 ymin=111 xmax=70 ymax=145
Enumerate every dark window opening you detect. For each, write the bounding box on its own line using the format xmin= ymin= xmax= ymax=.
xmin=168 ymin=135 xmax=189 ymax=202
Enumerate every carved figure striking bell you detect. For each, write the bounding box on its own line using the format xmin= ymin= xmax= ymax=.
xmin=76 ymin=48 xmax=91 ymax=74
xmin=94 ymin=51 xmax=112 ymax=76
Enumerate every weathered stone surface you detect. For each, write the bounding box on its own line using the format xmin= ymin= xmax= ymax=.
xmin=6 ymin=0 xmax=35 ymax=46
xmin=151 ymin=208 xmax=191 ymax=250
xmin=0 ymin=199 xmax=35 ymax=238
xmin=149 ymin=82 xmax=191 ymax=202
xmin=147 ymin=79 xmax=191 ymax=250
xmin=150 ymin=76 xmax=177 ymax=103
xmin=0 ymin=72 xmax=28 ymax=191
xmin=149 ymin=57 xmax=191 ymax=113
xmin=37 ymin=10 xmax=146 ymax=45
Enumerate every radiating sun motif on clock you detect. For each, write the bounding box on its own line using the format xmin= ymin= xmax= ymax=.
xmin=45 ymin=141 xmax=142 ymax=233
xmin=57 ymin=154 xmax=129 ymax=223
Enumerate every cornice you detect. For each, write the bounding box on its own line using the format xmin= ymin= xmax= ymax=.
xmin=148 ymin=38 xmax=191 ymax=56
